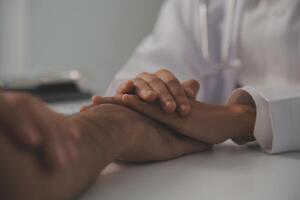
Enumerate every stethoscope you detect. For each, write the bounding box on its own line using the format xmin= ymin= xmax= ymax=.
xmin=198 ymin=0 xmax=241 ymax=78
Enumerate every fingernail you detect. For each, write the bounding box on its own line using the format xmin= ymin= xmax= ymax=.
xmin=165 ymin=101 xmax=176 ymax=112
xmin=91 ymin=96 xmax=97 ymax=102
xmin=187 ymin=88 xmax=194 ymax=97
xmin=122 ymin=94 xmax=131 ymax=103
xmin=166 ymin=101 xmax=174 ymax=107
xmin=180 ymin=104 xmax=189 ymax=113
xmin=92 ymin=96 xmax=100 ymax=104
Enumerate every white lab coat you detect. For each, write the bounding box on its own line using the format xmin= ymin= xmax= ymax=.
xmin=106 ymin=0 xmax=300 ymax=153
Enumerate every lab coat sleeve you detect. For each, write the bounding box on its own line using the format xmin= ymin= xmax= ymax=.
xmin=105 ymin=0 xmax=209 ymax=96
xmin=228 ymin=86 xmax=300 ymax=153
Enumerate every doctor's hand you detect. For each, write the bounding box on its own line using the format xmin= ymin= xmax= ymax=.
xmin=0 ymin=92 xmax=80 ymax=169
xmin=92 ymin=95 xmax=256 ymax=145
xmin=115 ymin=69 xmax=200 ymax=115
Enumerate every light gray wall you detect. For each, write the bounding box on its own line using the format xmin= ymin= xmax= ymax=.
xmin=28 ymin=0 xmax=163 ymax=94
xmin=0 ymin=0 xmax=30 ymax=77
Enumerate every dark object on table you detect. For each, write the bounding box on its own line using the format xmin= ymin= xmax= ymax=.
xmin=1 ymin=71 xmax=93 ymax=103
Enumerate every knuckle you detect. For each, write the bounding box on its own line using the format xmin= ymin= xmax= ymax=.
xmin=133 ymin=77 xmax=143 ymax=84
xmin=160 ymin=93 xmax=173 ymax=101
xmin=166 ymin=78 xmax=180 ymax=86
xmin=119 ymin=81 xmax=128 ymax=88
xmin=169 ymin=86 xmax=183 ymax=95
xmin=176 ymin=96 xmax=188 ymax=104
xmin=156 ymin=68 xmax=171 ymax=75
xmin=167 ymin=81 xmax=185 ymax=96
xmin=117 ymin=83 xmax=127 ymax=92
xmin=190 ymin=79 xmax=200 ymax=89
xmin=137 ymin=72 xmax=150 ymax=78
xmin=148 ymin=77 xmax=162 ymax=85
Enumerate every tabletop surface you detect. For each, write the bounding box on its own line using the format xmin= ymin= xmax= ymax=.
xmin=50 ymin=101 xmax=300 ymax=200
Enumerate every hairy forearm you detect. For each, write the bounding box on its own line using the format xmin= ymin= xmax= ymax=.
xmin=0 ymin=105 xmax=124 ymax=200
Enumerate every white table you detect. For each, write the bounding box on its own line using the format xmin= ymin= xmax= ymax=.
xmin=50 ymin=101 xmax=300 ymax=200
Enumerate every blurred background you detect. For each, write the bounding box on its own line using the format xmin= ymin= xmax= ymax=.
xmin=0 ymin=0 xmax=164 ymax=94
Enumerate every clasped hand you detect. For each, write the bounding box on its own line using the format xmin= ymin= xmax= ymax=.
xmin=0 ymin=69 xmax=256 ymax=172
xmin=86 ymin=69 xmax=256 ymax=147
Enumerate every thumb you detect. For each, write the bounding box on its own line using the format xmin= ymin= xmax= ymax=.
xmin=182 ymin=80 xmax=200 ymax=99
xmin=80 ymin=95 xmax=124 ymax=112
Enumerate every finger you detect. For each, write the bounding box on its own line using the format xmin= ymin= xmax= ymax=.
xmin=182 ymin=80 xmax=200 ymax=99
xmin=43 ymin=138 xmax=69 ymax=170
xmin=122 ymin=94 xmax=179 ymax=127
xmin=35 ymin=99 xmax=77 ymax=168
xmin=116 ymin=80 xmax=134 ymax=95
xmin=42 ymin=129 xmax=69 ymax=169
xmin=0 ymin=94 xmax=42 ymax=147
xmin=92 ymin=95 xmax=124 ymax=105
xmin=156 ymin=69 xmax=190 ymax=115
xmin=32 ymin=108 xmax=72 ymax=169
xmin=137 ymin=72 xmax=176 ymax=112
xmin=18 ymin=123 xmax=42 ymax=147
xmin=6 ymin=121 xmax=42 ymax=147
xmin=132 ymin=78 xmax=157 ymax=102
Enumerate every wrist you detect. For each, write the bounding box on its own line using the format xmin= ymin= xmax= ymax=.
xmin=228 ymin=104 xmax=256 ymax=145
xmin=69 ymin=105 xmax=131 ymax=160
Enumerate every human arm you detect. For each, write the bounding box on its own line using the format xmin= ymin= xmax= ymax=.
xmin=0 ymin=103 xmax=209 ymax=200
xmin=98 ymin=84 xmax=300 ymax=154
xmin=0 ymin=92 xmax=80 ymax=169
xmin=92 ymin=95 xmax=256 ymax=145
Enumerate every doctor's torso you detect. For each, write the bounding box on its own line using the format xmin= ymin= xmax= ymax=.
xmin=175 ymin=0 xmax=300 ymax=101
xmin=238 ymin=0 xmax=300 ymax=87
xmin=112 ymin=0 xmax=300 ymax=103
xmin=107 ymin=0 xmax=300 ymax=154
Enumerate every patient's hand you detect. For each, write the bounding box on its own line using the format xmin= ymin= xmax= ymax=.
xmin=0 ymin=92 xmax=80 ymax=169
xmin=79 ymin=104 xmax=211 ymax=162
xmin=110 ymin=69 xmax=200 ymax=115
xmin=0 ymin=102 xmax=211 ymax=200
xmin=91 ymin=95 xmax=256 ymax=145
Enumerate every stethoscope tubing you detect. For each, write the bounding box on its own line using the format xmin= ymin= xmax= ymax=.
xmin=198 ymin=0 xmax=240 ymax=72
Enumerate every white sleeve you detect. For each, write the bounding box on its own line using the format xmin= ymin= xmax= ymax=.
xmin=105 ymin=0 xmax=207 ymax=96
xmin=228 ymin=86 xmax=300 ymax=154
